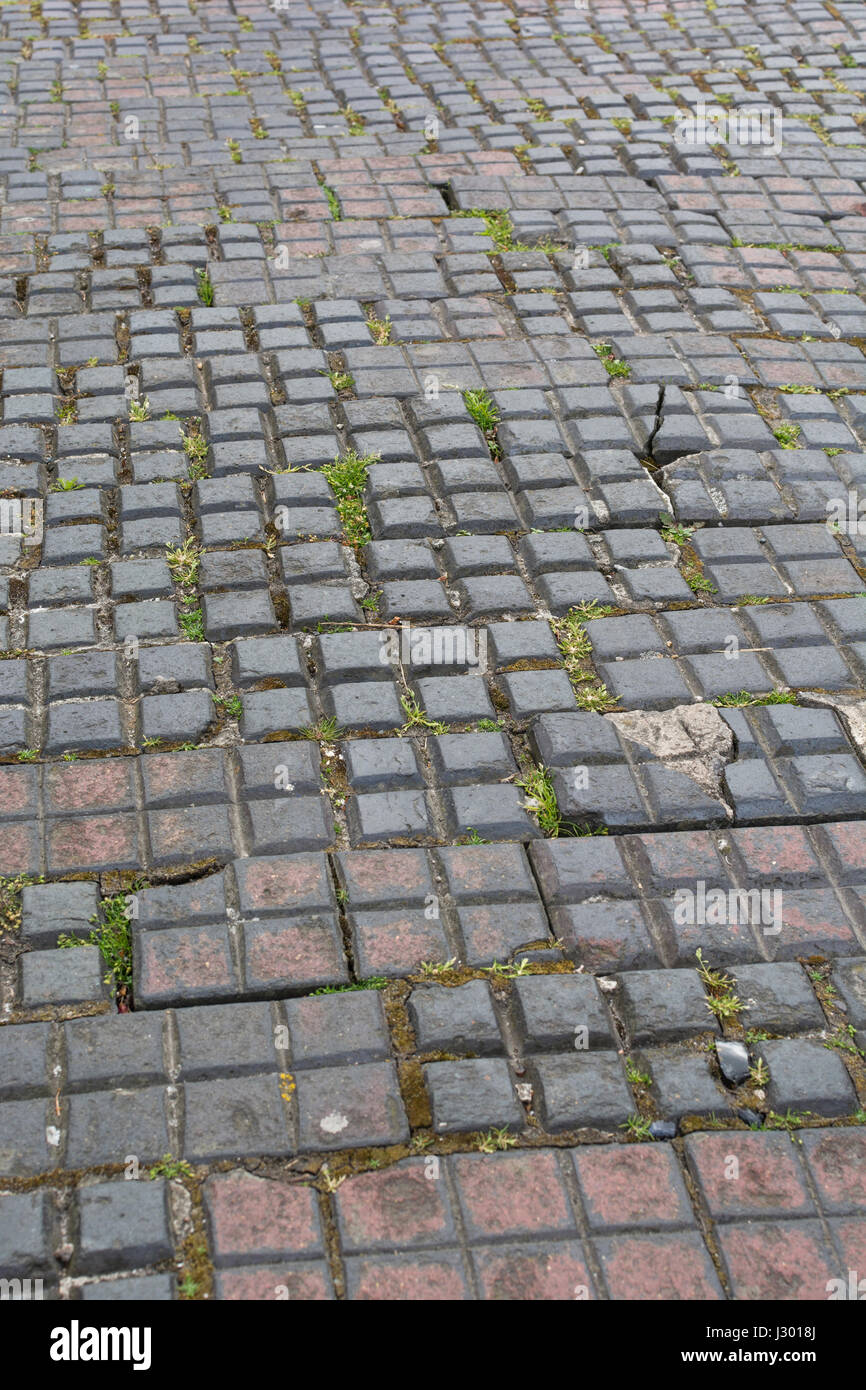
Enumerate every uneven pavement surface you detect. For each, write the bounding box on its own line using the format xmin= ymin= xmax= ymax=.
xmin=1 ymin=0 xmax=866 ymax=1303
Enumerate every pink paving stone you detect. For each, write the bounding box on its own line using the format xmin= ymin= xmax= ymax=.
xmin=472 ymin=1242 xmax=595 ymax=1300
xmin=352 ymin=908 xmax=450 ymax=976
xmin=440 ymin=843 xmax=533 ymax=899
xmin=597 ymin=1231 xmax=723 ymax=1300
xmin=244 ymin=918 xmax=347 ymax=991
xmin=451 ymin=1151 xmax=575 ymax=1240
xmin=0 ymin=822 xmax=40 ymax=876
xmin=205 ymin=1170 xmax=323 ymax=1261
xmin=142 ymin=749 xmax=226 ymax=804
xmin=43 ymin=758 xmax=135 ymax=815
xmin=637 ymin=829 xmax=722 ymax=887
xmin=345 ymin=1252 xmax=469 ymax=1300
xmin=147 ymin=807 xmax=234 ymax=864
xmin=137 ymin=924 xmax=234 ymax=1000
xmin=760 ymin=359 xmax=822 ymax=387
xmin=669 ymin=910 xmax=759 ymax=966
xmin=802 ymin=1130 xmax=866 ymax=1214
xmin=718 ymin=1220 xmax=837 ymax=1299
xmin=338 ymin=849 xmax=433 ymax=905
xmin=828 ymin=1217 xmax=866 ymax=1281
xmin=684 ymin=1133 xmax=814 ymax=1219
xmin=234 ymin=853 xmax=331 ymax=912
xmin=457 ymin=903 xmax=550 ymax=964
xmin=216 ymin=1261 xmax=333 ymax=1300
xmin=823 ymin=820 xmax=866 ymax=877
xmin=572 ymin=1144 xmax=694 ymax=1231
xmin=729 ymin=825 xmax=822 ymax=882
xmin=335 ymin=1159 xmax=455 ymax=1250
xmin=47 ymin=813 xmax=139 ymax=872
xmin=768 ymin=887 xmax=857 ymax=955
xmin=0 ymin=766 xmax=38 ymax=819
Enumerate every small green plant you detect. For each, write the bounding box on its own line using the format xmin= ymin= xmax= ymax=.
xmin=399 ymin=694 xmax=447 ymax=735
xmin=573 ymin=600 xmax=615 ymax=621
xmin=321 ymin=449 xmax=378 ymax=548
xmin=748 ymin=1058 xmax=770 ymax=1087
xmin=366 ymin=311 xmax=391 ymax=344
xmin=213 ymin=693 xmax=243 ymax=720
xmin=773 ymin=420 xmax=801 ymax=449
xmin=486 ymin=958 xmax=531 ymax=980
xmin=195 ymin=268 xmax=214 ymax=305
xmin=463 ymin=387 xmax=499 ymax=433
xmin=322 ymin=184 xmax=341 ymax=220
xmin=764 ymin=1109 xmax=812 ymax=1131
xmin=328 ymin=370 xmax=354 ymax=393
xmin=517 ymin=765 xmax=561 ymax=836
xmin=593 ymin=342 xmax=630 ymax=378
xmin=50 ymin=79 xmax=62 ymax=101
xmin=713 ymin=690 xmax=795 ymax=707
xmin=696 ymin=948 xmax=743 ymax=1020
xmin=179 ymin=606 xmax=205 ymax=642
xmin=625 ymin=1057 xmax=652 ymax=1087
xmin=58 ymin=890 xmax=137 ymax=990
xmin=659 ymin=514 xmax=694 ymax=546
xmin=149 ymin=1154 xmax=194 ymax=1180
xmin=573 ymin=680 xmax=616 ymax=713
xmin=824 ymin=1024 xmax=864 ymax=1058
xmin=745 ymin=1028 xmax=770 ymax=1044
xmin=552 ymin=609 xmax=618 ymax=712
xmin=737 ymin=594 xmax=771 ymax=605
xmin=419 ymin=958 xmax=458 ymax=978
xmin=166 ymin=535 xmax=201 ymax=587
xmin=455 ymin=207 xmax=517 ymax=251
xmin=50 ymin=476 xmax=83 ymax=491
xmin=312 ymin=977 xmax=388 ymax=995
xmin=462 ymin=827 xmax=489 ymax=844
xmin=57 ymin=398 xmax=76 ymax=425
xmin=684 ymin=568 xmax=717 ymax=594
xmin=302 ymin=715 xmax=342 ymax=742
xmin=620 ymin=1114 xmax=653 ymax=1140
xmin=341 ymin=104 xmax=366 ymax=134
xmin=552 ymin=608 xmax=592 ymax=672
xmin=180 ymin=422 xmax=209 ymax=478
xmin=477 ymin=1126 xmax=517 ymax=1153
xmin=226 ymin=137 xmax=242 ymax=164
xmin=129 ymin=395 xmax=151 ymax=421
xmin=17 ymin=748 xmax=38 ymax=762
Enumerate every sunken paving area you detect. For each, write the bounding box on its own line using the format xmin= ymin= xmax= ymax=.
xmin=1 ymin=0 xmax=866 ymax=1304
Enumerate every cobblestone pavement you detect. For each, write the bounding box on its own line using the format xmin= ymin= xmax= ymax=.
xmin=0 ymin=0 xmax=865 ymax=1304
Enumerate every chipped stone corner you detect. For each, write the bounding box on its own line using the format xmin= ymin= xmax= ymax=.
xmin=605 ymin=702 xmax=736 ymax=807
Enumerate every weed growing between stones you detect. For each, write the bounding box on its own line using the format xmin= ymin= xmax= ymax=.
xmin=166 ymin=537 xmax=204 ymax=641
xmin=517 ymin=765 xmax=561 ymax=835
xmin=321 ymin=449 xmax=378 ymax=548
xmin=713 ymin=690 xmax=796 ymax=707
xmin=696 ymin=948 xmax=744 ymax=1021
xmin=552 ymin=609 xmax=618 ymax=713
xmin=592 ymin=342 xmax=631 ymax=378
xmin=59 ymin=889 xmax=137 ymax=1001
xmin=195 ymin=268 xmax=214 ymax=305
